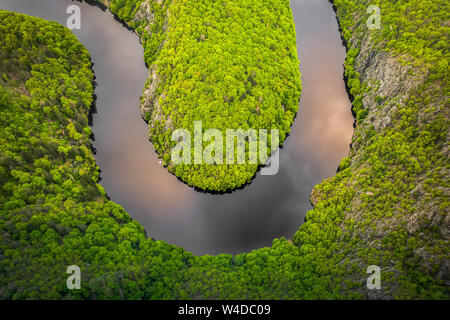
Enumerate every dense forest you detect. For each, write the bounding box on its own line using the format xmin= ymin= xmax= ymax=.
xmin=133 ymin=0 xmax=302 ymax=191
xmin=0 ymin=0 xmax=448 ymax=299
xmin=95 ymin=0 xmax=302 ymax=192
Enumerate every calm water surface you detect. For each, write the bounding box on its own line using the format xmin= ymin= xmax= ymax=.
xmin=0 ymin=0 xmax=353 ymax=255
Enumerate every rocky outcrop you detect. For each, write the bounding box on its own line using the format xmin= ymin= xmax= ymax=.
xmin=348 ymin=34 xmax=426 ymax=153
xmin=132 ymin=0 xmax=154 ymax=36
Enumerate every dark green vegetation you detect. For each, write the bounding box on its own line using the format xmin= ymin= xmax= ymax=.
xmin=0 ymin=0 xmax=448 ymax=299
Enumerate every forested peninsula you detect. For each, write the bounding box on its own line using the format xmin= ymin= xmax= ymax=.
xmin=133 ymin=0 xmax=302 ymax=191
xmin=0 ymin=0 xmax=448 ymax=299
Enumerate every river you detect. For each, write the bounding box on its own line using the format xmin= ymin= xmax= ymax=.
xmin=0 ymin=0 xmax=353 ymax=255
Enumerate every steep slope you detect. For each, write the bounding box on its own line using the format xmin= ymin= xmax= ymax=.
xmin=0 ymin=10 xmax=187 ymax=299
xmin=104 ymin=0 xmax=449 ymax=298
xmin=293 ymin=0 xmax=449 ymax=298
xmin=101 ymin=0 xmax=302 ymax=192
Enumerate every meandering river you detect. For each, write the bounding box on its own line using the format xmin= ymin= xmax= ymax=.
xmin=0 ymin=0 xmax=353 ymax=255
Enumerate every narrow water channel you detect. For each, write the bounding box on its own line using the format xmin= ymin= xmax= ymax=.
xmin=0 ymin=0 xmax=354 ymax=255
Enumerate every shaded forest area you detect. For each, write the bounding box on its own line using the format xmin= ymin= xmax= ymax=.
xmin=135 ymin=0 xmax=302 ymax=191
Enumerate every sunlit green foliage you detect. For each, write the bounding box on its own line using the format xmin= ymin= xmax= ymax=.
xmin=127 ymin=0 xmax=301 ymax=191
xmin=0 ymin=0 xmax=448 ymax=300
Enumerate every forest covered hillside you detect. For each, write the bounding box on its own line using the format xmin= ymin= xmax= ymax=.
xmin=126 ymin=0 xmax=302 ymax=192
xmin=0 ymin=0 xmax=448 ymax=300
